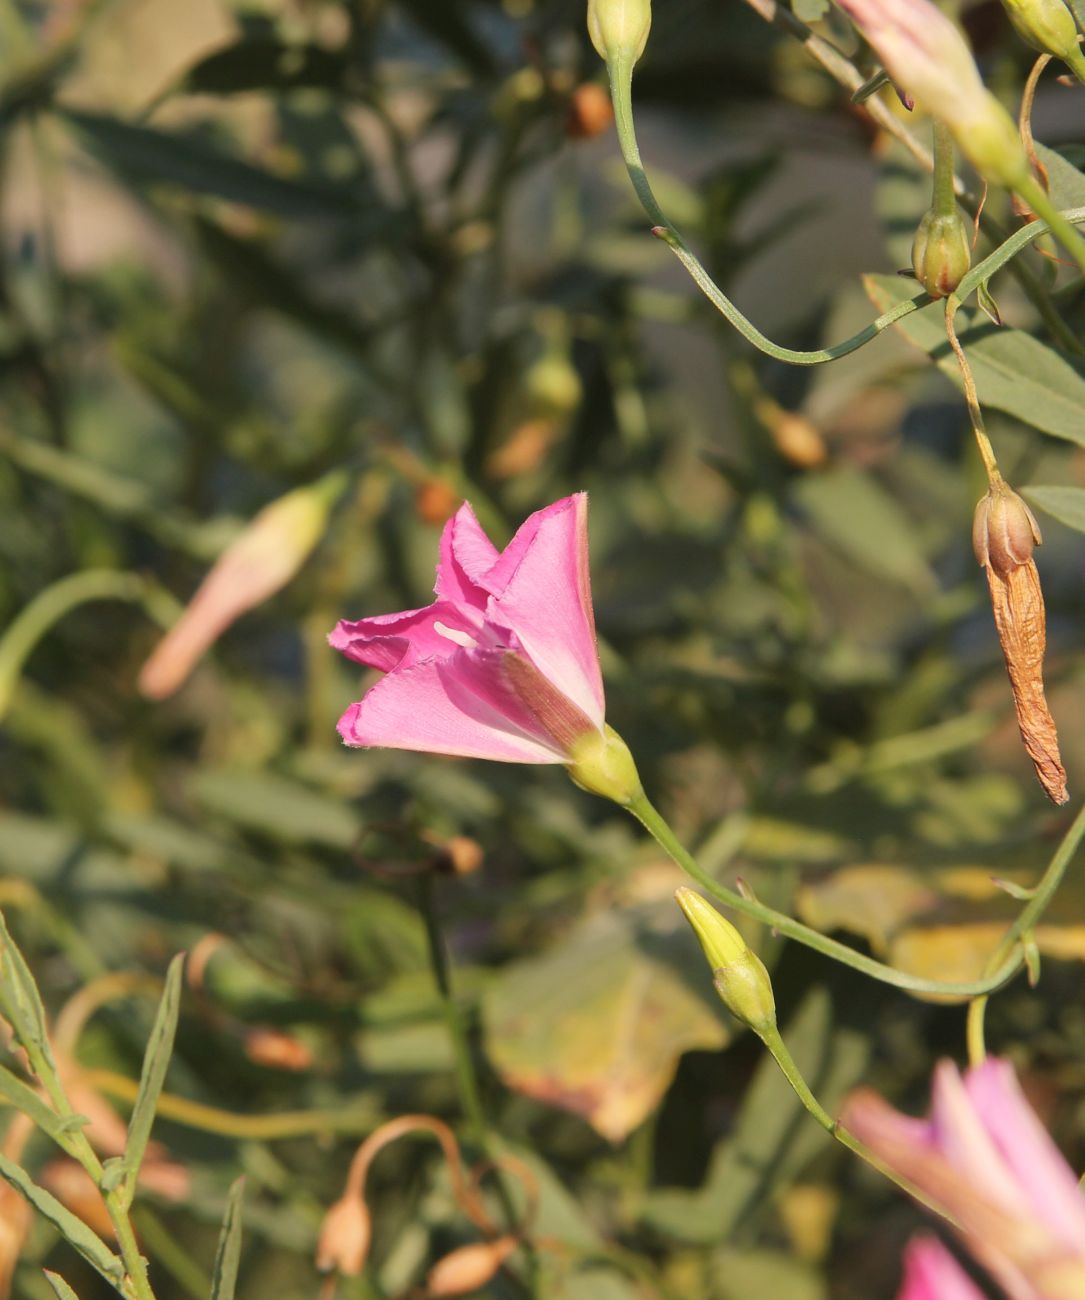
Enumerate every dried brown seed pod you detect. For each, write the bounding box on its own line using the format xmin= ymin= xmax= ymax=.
xmin=973 ymin=482 xmax=1067 ymax=805
xmin=315 ymin=1194 xmax=372 ymax=1277
xmin=425 ymin=1236 xmax=518 ymax=1297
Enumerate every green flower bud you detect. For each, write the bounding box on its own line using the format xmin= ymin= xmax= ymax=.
xmin=566 ymin=725 xmax=643 ymax=806
xmin=1001 ymin=0 xmax=1085 ymax=83
xmin=587 ymin=0 xmax=652 ymax=66
xmin=675 ymin=888 xmax=777 ymax=1034
xmin=911 ymin=206 xmax=972 ymax=298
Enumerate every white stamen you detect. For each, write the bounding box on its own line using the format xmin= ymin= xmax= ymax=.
xmin=434 ymin=620 xmax=477 ymax=649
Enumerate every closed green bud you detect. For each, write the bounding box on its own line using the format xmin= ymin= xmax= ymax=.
xmin=911 ymin=206 xmax=972 ymax=298
xmin=1001 ymin=0 xmax=1085 ymax=83
xmin=675 ymin=888 xmax=777 ymax=1034
xmin=587 ymin=0 xmax=652 ymax=65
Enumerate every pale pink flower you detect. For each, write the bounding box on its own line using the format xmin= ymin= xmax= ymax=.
xmin=842 ymin=1059 xmax=1085 ymax=1300
xmin=834 ymin=0 xmax=1028 ymax=187
xmin=139 ymin=471 xmax=346 ymax=699
xmin=898 ymin=1236 xmax=987 ymax=1300
xmin=330 ymin=494 xmax=606 ymax=763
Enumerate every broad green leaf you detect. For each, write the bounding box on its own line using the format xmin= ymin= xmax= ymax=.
xmin=1022 ymin=484 xmax=1085 ymax=534
xmin=1034 ymin=142 xmax=1085 ymax=212
xmin=640 ymin=989 xmax=868 ymax=1242
xmin=189 ymin=769 xmax=361 ymax=848
xmin=793 ymin=466 xmax=936 ymax=596
xmin=865 ymin=273 xmax=1085 ymax=446
xmin=0 ymin=1062 xmax=87 ymax=1155
xmin=0 ymin=1152 xmax=125 ymax=1288
xmin=120 ymin=953 xmax=185 ymax=1208
xmin=0 ymin=910 xmax=58 ymax=1078
xmin=43 ymin=1272 xmax=83 ymax=1300
xmin=713 ymin=1248 xmax=826 ymax=1300
xmin=60 ymin=111 xmax=362 ymax=220
xmin=482 ymin=899 xmax=729 ymax=1142
xmin=209 ymin=1177 xmax=246 ymax=1300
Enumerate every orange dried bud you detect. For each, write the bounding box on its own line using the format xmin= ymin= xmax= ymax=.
xmin=243 ymin=1027 xmax=314 ymax=1072
xmin=425 ymin=1236 xmax=518 ymax=1297
xmin=566 ymin=82 xmax=614 ymax=138
xmin=415 ymin=479 xmax=462 ymax=528
xmin=315 ymin=1194 xmax=371 ymax=1277
xmin=973 ymin=483 xmax=1067 ymax=805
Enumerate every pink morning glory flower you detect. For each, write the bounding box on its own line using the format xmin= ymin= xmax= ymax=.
xmin=842 ymin=1058 xmax=1085 ymax=1299
xmin=331 ymin=494 xmax=624 ymax=775
xmin=898 ymin=1236 xmax=986 ymax=1300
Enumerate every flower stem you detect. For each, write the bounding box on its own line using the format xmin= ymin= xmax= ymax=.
xmin=1018 ymin=174 xmax=1085 ymax=278
xmin=625 ymin=790 xmax=1085 ymax=999
xmin=756 ymin=1024 xmax=958 ymax=1227
xmin=965 ymin=797 xmax=1085 ymax=1064
xmin=931 ymin=122 xmax=957 ymax=218
xmin=606 ymin=52 xmax=1085 ymax=365
xmin=943 ymin=295 xmax=1001 ymax=486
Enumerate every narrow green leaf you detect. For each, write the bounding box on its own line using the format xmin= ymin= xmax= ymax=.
xmin=1022 ymin=484 xmax=1085 ymax=534
xmin=43 ymin=1272 xmax=83 ymax=1300
xmin=865 ymin=273 xmax=1085 ymax=446
xmin=0 ymin=1062 xmax=86 ymax=1154
xmin=175 ymin=38 xmax=351 ymax=96
xmin=59 ymin=110 xmax=362 ymax=220
xmin=209 ymin=1178 xmax=246 ymax=1300
xmin=976 ymin=280 xmax=1002 ymax=327
xmin=0 ymin=1151 xmax=125 ymax=1287
xmin=0 ymin=909 xmax=58 ymax=1077
xmin=120 ymin=953 xmax=184 ymax=1208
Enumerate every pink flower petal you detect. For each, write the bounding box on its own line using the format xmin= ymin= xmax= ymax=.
xmin=485 ymin=494 xmax=605 ymax=728
xmin=329 ymin=603 xmax=479 ymax=672
xmin=930 ymin=1062 xmax=1032 ymax=1222
xmin=435 ymin=502 xmax=499 ymax=609
xmin=965 ymin=1060 xmax=1085 ymax=1252
xmin=336 ymin=653 xmax=568 ymax=763
xmin=898 ymin=1236 xmax=987 ymax=1300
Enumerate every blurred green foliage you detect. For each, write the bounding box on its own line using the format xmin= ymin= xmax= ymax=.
xmin=3 ymin=0 xmax=1085 ymax=1297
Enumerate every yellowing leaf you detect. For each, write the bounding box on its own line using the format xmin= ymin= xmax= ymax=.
xmin=482 ymin=906 xmax=729 ymax=1142
xmin=796 ymin=865 xmax=938 ymax=953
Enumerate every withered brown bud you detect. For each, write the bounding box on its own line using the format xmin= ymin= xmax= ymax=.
xmin=972 ymin=482 xmax=1042 ymax=575
xmin=973 ymin=482 xmax=1067 ymax=805
xmin=315 ymin=1194 xmax=371 ymax=1277
xmin=425 ymin=1237 xmax=518 ymax=1297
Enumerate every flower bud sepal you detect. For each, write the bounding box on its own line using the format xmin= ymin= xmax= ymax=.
xmin=566 ymin=725 xmax=644 ymax=806
xmin=912 ymin=206 xmax=972 ymax=299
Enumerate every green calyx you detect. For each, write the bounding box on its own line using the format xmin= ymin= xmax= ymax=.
xmin=912 ymin=207 xmax=972 ymax=299
xmin=587 ymin=0 xmax=652 ymax=65
xmin=565 ymin=724 xmax=644 ymax=806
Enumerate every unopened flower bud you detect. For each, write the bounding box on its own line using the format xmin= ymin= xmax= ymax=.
xmin=426 ymin=1237 xmax=518 ymax=1297
xmin=911 ymin=207 xmax=972 ymax=298
xmin=972 ymin=482 xmax=1041 ymax=577
xmin=587 ymin=0 xmax=652 ymax=66
xmin=316 ymin=1194 xmax=371 ymax=1277
xmin=565 ymin=725 xmax=643 ymax=806
xmin=566 ymin=82 xmax=615 ymax=138
xmin=675 ymin=888 xmax=776 ymax=1034
xmin=139 ymin=469 xmax=349 ymax=699
xmin=1000 ymin=0 xmax=1085 ymax=83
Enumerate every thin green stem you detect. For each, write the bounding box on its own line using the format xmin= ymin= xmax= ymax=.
xmin=607 ymin=51 xmax=1085 ymax=365
xmin=965 ymin=797 xmax=1085 ymax=1063
xmin=626 ymin=790 xmax=1085 ymax=998
xmin=758 ymin=1024 xmax=958 ymax=1227
xmin=417 ymin=876 xmax=488 ymax=1147
xmin=931 ymin=122 xmax=957 ymax=218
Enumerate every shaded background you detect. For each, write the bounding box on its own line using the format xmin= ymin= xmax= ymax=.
xmin=3 ymin=0 xmax=1085 ymax=1296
